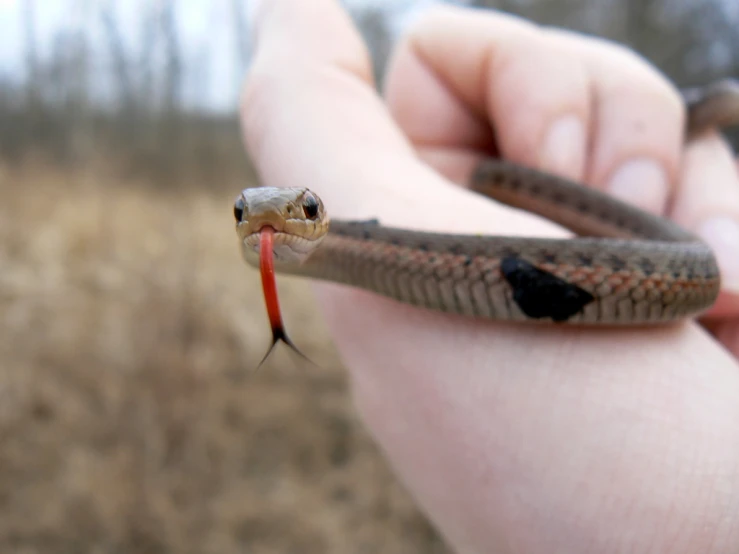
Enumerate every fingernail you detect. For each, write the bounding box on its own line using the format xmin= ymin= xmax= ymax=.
xmin=607 ymin=158 xmax=668 ymax=213
xmin=698 ymin=216 xmax=739 ymax=292
xmin=540 ymin=115 xmax=585 ymax=179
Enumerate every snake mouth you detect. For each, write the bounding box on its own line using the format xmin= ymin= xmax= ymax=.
xmin=241 ymin=224 xmax=323 ymax=265
xmin=243 ymin=226 xmax=285 ymax=251
xmin=243 ymin=225 xmax=300 ymax=248
xmin=238 ymin=214 xmax=286 ymax=236
xmin=244 ymin=223 xmax=280 ymax=239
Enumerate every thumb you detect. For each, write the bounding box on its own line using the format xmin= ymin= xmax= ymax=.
xmin=243 ymin=0 xmax=412 ymax=220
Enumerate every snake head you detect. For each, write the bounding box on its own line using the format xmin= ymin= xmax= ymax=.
xmin=234 ymin=187 xmax=329 ymax=266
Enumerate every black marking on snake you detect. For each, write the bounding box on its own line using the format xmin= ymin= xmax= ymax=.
xmin=666 ymin=258 xmax=682 ymax=274
xmin=500 ymin=256 xmax=595 ymax=322
xmin=598 ymin=210 xmax=613 ymax=222
xmin=490 ymin=170 xmax=507 ymax=185
xmin=541 ymin=252 xmax=557 ymax=264
xmin=577 ymin=253 xmax=594 ymax=266
xmin=608 ymin=254 xmax=626 ymax=272
xmin=449 ymin=243 xmax=463 ymax=255
xmin=551 ymin=191 xmax=567 ymax=204
xmin=638 ymin=258 xmax=656 ymax=275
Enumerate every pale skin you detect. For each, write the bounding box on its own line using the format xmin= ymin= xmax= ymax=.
xmin=242 ymin=1 xmax=739 ymax=552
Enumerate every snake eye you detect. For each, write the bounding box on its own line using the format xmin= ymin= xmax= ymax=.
xmin=302 ymin=192 xmax=319 ymax=220
xmin=234 ymin=197 xmax=245 ymax=222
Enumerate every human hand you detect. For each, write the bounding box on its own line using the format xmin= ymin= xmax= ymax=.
xmin=242 ymin=1 xmax=739 ymax=552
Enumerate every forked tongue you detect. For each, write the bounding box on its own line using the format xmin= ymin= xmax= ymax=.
xmin=258 ymin=226 xmax=309 ymax=368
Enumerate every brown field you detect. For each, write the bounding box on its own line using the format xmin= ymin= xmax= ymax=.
xmin=0 ymin=161 xmax=447 ymax=553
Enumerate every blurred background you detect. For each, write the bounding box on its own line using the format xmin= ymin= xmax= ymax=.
xmin=0 ymin=0 xmax=736 ymax=552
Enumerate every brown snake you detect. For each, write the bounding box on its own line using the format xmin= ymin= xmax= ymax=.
xmin=235 ymin=79 xmax=739 ymax=328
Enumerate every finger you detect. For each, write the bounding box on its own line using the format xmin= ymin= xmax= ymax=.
xmin=548 ymin=30 xmax=685 ymax=214
xmin=383 ymin=40 xmax=495 ymax=184
xmin=702 ymin=152 xmax=739 ymax=357
xmin=243 ymin=0 xmax=411 ymax=221
xmin=387 ymin=6 xmax=590 ymax=182
xmin=706 ymin=320 xmax=739 ymax=359
xmin=670 ymin=132 xmax=739 ymax=320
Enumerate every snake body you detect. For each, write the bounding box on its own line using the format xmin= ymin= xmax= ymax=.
xmin=235 ymin=79 xmax=739 ymax=325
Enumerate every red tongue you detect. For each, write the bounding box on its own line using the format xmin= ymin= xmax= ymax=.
xmin=257 ymin=226 xmax=308 ymax=368
xmin=259 ymin=226 xmax=283 ymax=335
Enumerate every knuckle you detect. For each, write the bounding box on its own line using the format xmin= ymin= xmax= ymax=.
xmin=583 ymin=39 xmax=685 ymax=119
xmin=329 ymin=46 xmax=374 ymax=85
xmin=410 ymin=2 xmax=540 ymax=43
xmin=551 ymin=31 xmax=683 ymax=111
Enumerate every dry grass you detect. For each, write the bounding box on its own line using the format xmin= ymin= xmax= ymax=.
xmin=0 ymin=161 xmax=447 ymax=553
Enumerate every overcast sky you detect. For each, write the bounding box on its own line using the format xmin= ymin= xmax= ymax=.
xmin=0 ymin=0 xmax=733 ymax=112
xmin=0 ymin=0 xmax=454 ymax=110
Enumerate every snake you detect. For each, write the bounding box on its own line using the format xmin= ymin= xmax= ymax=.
xmin=234 ymin=79 xmax=739 ymax=357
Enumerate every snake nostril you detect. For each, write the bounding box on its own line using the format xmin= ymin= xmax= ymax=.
xmin=234 ymin=197 xmax=245 ymax=222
